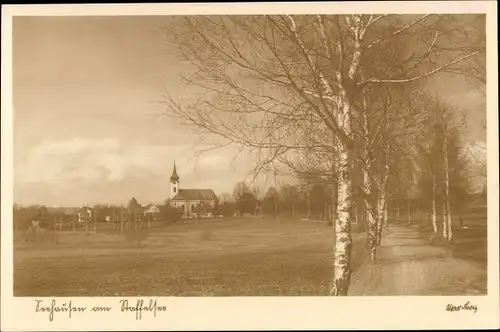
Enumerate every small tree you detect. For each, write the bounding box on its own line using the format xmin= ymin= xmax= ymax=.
xmin=217 ymin=201 xmax=237 ymax=217
xmin=233 ymin=181 xmax=251 ymax=201
xmin=164 ymin=205 xmax=182 ymax=223
xmin=263 ymin=187 xmax=279 ymax=216
xmin=195 ymin=201 xmax=214 ymax=215
xmin=237 ymin=192 xmax=258 ymax=216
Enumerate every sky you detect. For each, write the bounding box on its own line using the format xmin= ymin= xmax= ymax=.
xmin=12 ymin=16 xmax=486 ymax=207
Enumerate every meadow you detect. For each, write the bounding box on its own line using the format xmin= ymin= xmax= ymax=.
xmin=14 ymin=217 xmax=367 ymax=296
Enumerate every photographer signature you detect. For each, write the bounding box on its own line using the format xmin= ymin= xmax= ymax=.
xmin=446 ymin=301 xmax=478 ymax=313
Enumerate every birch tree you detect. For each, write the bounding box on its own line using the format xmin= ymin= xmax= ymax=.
xmin=416 ymin=138 xmax=441 ymax=234
xmin=164 ymin=14 xmax=485 ymax=295
xmin=356 ymin=82 xmax=424 ymax=253
xmin=442 ymin=120 xmax=453 ymax=241
xmin=415 ymin=94 xmax=474 ymax=239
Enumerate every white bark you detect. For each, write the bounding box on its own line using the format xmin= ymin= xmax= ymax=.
xmin=384 ymin=201 xmax=388 ymax=223
xmin=376 ymin=143 xmax=390 ymax=246
xmin=376 ymin=192 xmax=386 ymax=246
xmin=431 ymin=173 xmax=438 ymax=233
xmin=330 ymin=87 xmax=354 ymax=296
xmin=442 ymin=201 xmax=448 ymax=239
xmin=330 ymin=143 xmax=353 ymax=295
xmin=358 ymin=80 xmax=380 ymax=259
xmin=443 ymin=126 xmax=453 ymax=242
xmin=361 ymin=162 xmax=379 ymax=260
xmin=407 ymin=199 xmax=411 ymax=224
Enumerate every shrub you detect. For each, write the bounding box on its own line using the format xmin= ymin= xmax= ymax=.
xmin=165 ymin=206 xmax=182 ymax=223
xmin=237 ymin=192 xmax=258 ymax=215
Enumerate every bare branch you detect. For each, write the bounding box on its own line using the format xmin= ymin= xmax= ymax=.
xmin=365 ymin=14 xmax=431 ymax=50
xmin=359 ymin=51 xmax=481 ymax=85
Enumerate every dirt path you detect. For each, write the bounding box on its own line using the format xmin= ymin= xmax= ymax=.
xmin=348 ymin=224 xmax=487 ymax=295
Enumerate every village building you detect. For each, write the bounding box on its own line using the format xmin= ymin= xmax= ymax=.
xmin=169 ymin=162 xmax=218 ymax=218
xmin=143 ymin=204 xmax=161 ymax=220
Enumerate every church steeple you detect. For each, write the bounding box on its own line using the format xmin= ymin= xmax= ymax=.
xmin=170 ymin=161 xmax=180 ymax=183
xmin=170 ymin=161 xmax=180 ymax=200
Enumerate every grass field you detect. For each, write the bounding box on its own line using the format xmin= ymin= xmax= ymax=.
xmin=14 ymin=217 xmax=367 ymax=296
xmin=416 ymin=208 xmax=488 ymax=264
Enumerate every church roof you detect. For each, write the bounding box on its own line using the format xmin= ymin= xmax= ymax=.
xmin=172 ymin=189 xmax=218 ymax=201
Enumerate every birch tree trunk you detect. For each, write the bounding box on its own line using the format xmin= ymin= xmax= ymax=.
xmin=376 ymin=191 xmax=386 ymax=246
xmin=330 ymin=69 xmax=355 ymax=294
xmin=376 ymin=144 xmax=389 ymax=246
xmin=431 ymin=173 xmax=438 ymax=234
xmin=362 ymin=167 xmax=378 ymax=260
xmin=442 ymin=201 xmax=448 ymax=239
xmin=443 ymin=127 xmax=453 ymax=242
xmin=407 ymin=199 xmax=411 ymax=224
xmin=397 ymin=202 xmax=401 ymax=223
xmin=384 ymin=200 xmax=389 ymax=228
xmin=447 ymin=211 xmax=453 ymax=242
xmin=358 ymin=76 xmax=380 ymax=258
xmin=330 ymin=143 xmax=353 ymax=295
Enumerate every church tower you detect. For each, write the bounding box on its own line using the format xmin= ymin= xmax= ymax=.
xmin=170 ymin=161 xmax=180 ymax=200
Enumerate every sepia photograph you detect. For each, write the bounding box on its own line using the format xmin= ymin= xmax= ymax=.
xmin=2 ymin=2 xmax=499 ymax=331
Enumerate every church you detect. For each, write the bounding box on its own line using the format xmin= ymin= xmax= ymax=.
xmin=168 ymin=162 xmax=218 ymax=218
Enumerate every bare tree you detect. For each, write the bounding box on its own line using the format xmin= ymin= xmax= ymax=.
xmin=219 ymin=192 xmax=232 ymax=203
xmin=164 ymin=14 xmax=484 ymax=295
xmin=233 ymin=181 xmax=251 ymax=200
xmin=415 ymin=93 xmax=475 ymax=241
xmin=442 ymin=119 xmax=453 ymax=241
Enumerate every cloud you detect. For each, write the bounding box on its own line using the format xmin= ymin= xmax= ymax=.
xmin=14 ymin=137 xmax=262 ymax=205
xmin=15 ymin=137 xmax=184 ymax=185
xmin=31 ymin=137 xmax=120 ymax=156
